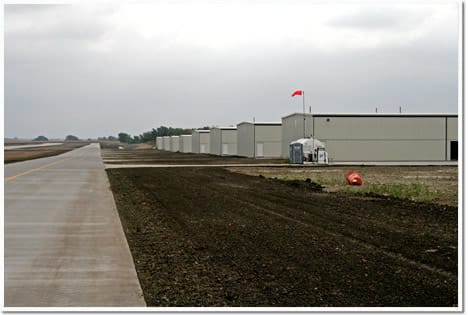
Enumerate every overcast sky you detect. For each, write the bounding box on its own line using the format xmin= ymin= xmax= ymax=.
xmin=4 ymin=1 xmax=459 ymax=139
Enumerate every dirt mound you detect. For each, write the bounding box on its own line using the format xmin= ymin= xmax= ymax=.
xmin=282 ymin=178 xmax=324 ymax=191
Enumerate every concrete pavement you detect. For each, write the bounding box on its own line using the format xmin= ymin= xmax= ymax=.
xmin=4 ymin=143 xmax=146 ymax=307
xmin=104 ymin=161 xmax=458 ymax=168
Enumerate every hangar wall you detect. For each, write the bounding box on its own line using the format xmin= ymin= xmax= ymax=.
xmin=281 ymin=113 xmax=458 ymax=162
xmin=210 ymin=127 xmax=237 ymax=156
xmin=237 ymin=122 xmax=282 ymax=158
xmin=192 ymin=130 xmax=210 ymax=154
xmin=179 ymin=135 xmax=192 ymax=153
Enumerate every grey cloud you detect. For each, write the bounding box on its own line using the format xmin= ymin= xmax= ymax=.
xmin=328 ymin=7 xmax=427 ymax=31
xmin=4 ymin=4 xmax=60 ymax=15
xmin=5 ymin=5 xmax=112 ymax=43
xmin=4 ymin=4 xmax=458 ymax=139
xmin=6 ymin=35 xmax=457 ymax=138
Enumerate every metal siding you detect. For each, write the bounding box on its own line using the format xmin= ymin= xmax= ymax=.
xmin=209 ymin=129 xmax=222 ymax=155
xmin=200 ymin=132 xmax=210 ymax=153
xmin=179 ymin=135 xmax=192 ymax=153
xmin=446 ymin=117 xmax=458 ymax=160
xmin=325 ymin=140 xmax=446 ymax=161
xmin=221 ymin=129 xmax=237 ymax=156
xmin=211 ymin=128 xmax=237 ymax=156
xmin=315 ymin=117 xmax=446 ymax=161
xmin=191 ymin=131 xmax=200 ymax=153
xmin=223 ymin=143 xmax=237 ymax=155
xmin=315 ymin=117 xmax=445 ymax=161
xmin=255 ymin=125 xmax=282 ymax=158
xmin=163 ymin=136 xmax=171 ymax=151
xmin=281 ymin=114 xmax=313 ymax=158
xmin=281 ymin=114 xmax=456 ymax=162
xmin=314 ymin=117 xmax=445 ymax=140
xmin=156 ymin=137 xmax=163 ymax=150
xmin=170 ymin=136 xmax=179 ymax=152
xmin=447 ymin=117 xmax=458 ymax=140
xmin=237 ymin=123 xmax=254 ymax=157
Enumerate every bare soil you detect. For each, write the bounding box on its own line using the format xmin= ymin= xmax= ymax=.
xmin=107 ymin=167 xmax=457 ymax=307
xmin=101 ymin=143 xmax=287 ymax=165
xmin=4 ymin=143 xmax=87 ymax=164
xmin=5 ymin=141 xmax=48 ymax=146
xmin=228 ymin=166 xmax=458 ymax=207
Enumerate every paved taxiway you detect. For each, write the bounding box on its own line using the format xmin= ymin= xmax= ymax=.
xmin=5 ymin=143 xmax=145 ymax=307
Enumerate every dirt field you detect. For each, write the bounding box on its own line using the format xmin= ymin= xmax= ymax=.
xmin=228 ymin=166 xmax=458 ymax=207
xmin=101 ymin=143 xmax=287 ymax=165
xmin=107 ymin=167 xmax=457 ymax=307
xmin=5 ymin=141 xmax=48 ymax=146
xmin=4 ymin=143 xmax=87 ymax=163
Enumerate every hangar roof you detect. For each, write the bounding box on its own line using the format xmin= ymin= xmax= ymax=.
xmin=237 ymin=122 xmax=282 ymax=126
xmin=282 ymin=112 xmax=458 ymax=119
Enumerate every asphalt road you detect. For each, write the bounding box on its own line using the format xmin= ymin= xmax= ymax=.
xmin=4 ymin=143 xmax=146 ymax=307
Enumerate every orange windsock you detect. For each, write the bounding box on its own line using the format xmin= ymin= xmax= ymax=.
xmin=346 ymin=171 xmax=363 ymax=186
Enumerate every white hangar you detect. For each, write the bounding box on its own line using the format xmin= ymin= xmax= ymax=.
xmin=192 ymin=130 xmax=211 ymax=154
xmin=210 ymin=127 xmax=237 ymax=156
xmin=237 ymin=122 xmax=282 ymax=158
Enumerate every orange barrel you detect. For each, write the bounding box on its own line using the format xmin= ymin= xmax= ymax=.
xmin=346 ymin=171 xmax=363 ymax=186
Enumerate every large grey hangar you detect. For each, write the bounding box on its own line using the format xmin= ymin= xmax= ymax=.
xmin=281 ymin=113 xmax=458 ymax=162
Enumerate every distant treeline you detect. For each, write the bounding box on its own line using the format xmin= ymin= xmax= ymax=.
xmin=108 ymin=126 xmax=210 ymax=144
xmin=25 ymin=135 xmax=82 ymax=141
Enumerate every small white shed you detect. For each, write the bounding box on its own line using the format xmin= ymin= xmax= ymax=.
xmin=237 ymin=122 xmax=282 ymax=158
xmin=192 ymin=130 xmax=210 ymax=154
xmin=170 ymin=136 xmax=180 ymax=152
xmin=210 ymin=127 xmax=237 ymax=156
xmin=163 ymin=136 xmax=171 ymax=151
xmin=179 ymin=135 xmax=192 ymax=153
xmin=156 ymin=137 xmax=163 ymax=150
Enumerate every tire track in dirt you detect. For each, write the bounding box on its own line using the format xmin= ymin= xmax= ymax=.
xmin=239 ymin=186 xmax=457 ymax=274
xmin=235 ymin=198 xmax=456 ymax=281
xmin=200 ymin=171 xmax=456 ymax=276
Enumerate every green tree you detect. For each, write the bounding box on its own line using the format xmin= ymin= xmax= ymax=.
xmin=118 ymin=132 xmax=133 ymax=144
xmin=130 ymin=126 xmax=195 ymax=144
xmin=65 ymin=135 xmax=79 ymax=141
xmin=139 ymin=130 xmax=155 ymax=143
xmin=33 ymin=135 xmax=48 ymax=141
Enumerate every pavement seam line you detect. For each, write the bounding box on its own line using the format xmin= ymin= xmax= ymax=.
xmin=5 ymin=157 xmax=74 ymax=182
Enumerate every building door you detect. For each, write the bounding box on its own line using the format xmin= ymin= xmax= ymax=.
xmin=222 ymin=143 xmax=229 ymax=155
xmin=200 ymin=144 xmax=206 ymax=153
xmin=256 ymin=143 xmax=264 ymax=157
xmin=450 ymin=141 xmax=458 ymax=161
